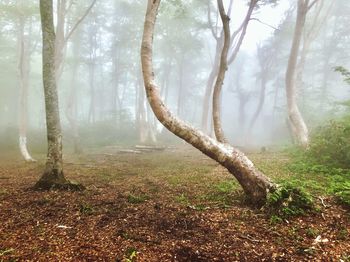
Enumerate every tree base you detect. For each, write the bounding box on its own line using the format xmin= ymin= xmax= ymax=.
xmin=33 ymin=179 xmax=85 ymax=191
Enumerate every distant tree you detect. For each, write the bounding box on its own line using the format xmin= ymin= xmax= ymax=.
xmin=35 ymin=0 xmax=82 ymax=190
xmin=141 ymin=0 xmax=276 ymax=206
xmin=285 ymin=0 xmax=320 ymax=148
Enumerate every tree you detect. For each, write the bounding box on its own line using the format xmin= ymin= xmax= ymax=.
xmin=285 ymin=0 xmax=320 ymax=148
xmin=141 ymin=0 xmax=276 ymax=206
xmin=34 ymin=0 xmax=81 ymax=190
xmin=212 ymin=0 xmax=230 ymax=143
xmin=202 ymin=0 xmax=257 ymax=136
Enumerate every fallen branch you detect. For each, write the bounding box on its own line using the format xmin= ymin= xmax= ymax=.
xmin=238 ymin=234 xmax=262 ymax=243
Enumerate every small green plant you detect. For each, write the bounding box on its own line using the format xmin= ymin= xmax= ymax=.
xmin=266 ymin=185 xmax=314 ymax=218
xmin=332 ymin=180 xmax=350 ymax=207
xmin=306 ymin=228 xmax=319 ymax=238
xmin=269 ymin=214 xmax=283 ymax=224
xmin=127 ymin=193 xmax=149 ymax=204
xmin=79 ymin=202 xmax=94 ymax=215
xmin=336 ymin=228 xmax=349 ymax=240
xmin=124 ymin=247 xmax=137 ymax=262
xmin=175 ymin=193 xmax=189 ymax=205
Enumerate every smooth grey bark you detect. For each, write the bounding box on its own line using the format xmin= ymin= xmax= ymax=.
xmin=212 ymin=0 xmax=230 ymax=143
xmin=35 ymin=0 xmax=82 ymax=190
xmin=285 ymin=0 xmax=319 ymax=148
xmin=141 ymin=0 xmax=276 ymax=206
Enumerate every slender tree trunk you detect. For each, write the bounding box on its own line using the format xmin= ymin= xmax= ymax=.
xmin=212 ymin=0 xmax=230 ymax=143
xmin=201 ymin=42 xmax=221 ymax=134
xmin=177 ymin=55 xmax=185 ymax=118
xmin=285 ymin=0 xmax=310 ymax=148
xmin=18 ymin=16 xmax=35 ymax=162
xmin=65 ymin=39 xmax=82 ymax=154
xmin=35 ymin=0 xmax=82 ymax=190
xmin=248 ymin=77 xmax=267 ymax=136
xmin=141 ymin=0 xmax=276 ymax=206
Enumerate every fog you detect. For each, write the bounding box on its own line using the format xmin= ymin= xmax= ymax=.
xmin=0 ymin=0 xmax=349 ymax=154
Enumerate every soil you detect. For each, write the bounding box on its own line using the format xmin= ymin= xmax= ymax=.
xmin=0 ymin=147 xmax=349 ymax=261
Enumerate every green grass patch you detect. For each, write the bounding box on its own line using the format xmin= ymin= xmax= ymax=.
xmin=127 ymin=193 xmax=149 ymax=204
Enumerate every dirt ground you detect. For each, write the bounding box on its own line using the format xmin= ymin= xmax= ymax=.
xmin=0 ymin=147 xmax=349 ymax=261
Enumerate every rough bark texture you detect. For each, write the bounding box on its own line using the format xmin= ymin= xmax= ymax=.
xmin=141 ymin=0 xmax=276 ymax=206
xmin=35 ymin=0 xmax=82 ymax=191
xmin=285 ymin=0 xmax=310 ymax=148
xmin=212 ymin=0 xmax=230 ymax=143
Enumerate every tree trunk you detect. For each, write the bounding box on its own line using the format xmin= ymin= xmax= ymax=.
xmin=285 ymin=0 xmax=310 ymax=148
xmin=35 ymin=0 xmax=82 ymax=190
xmin=65 ymin=38 xmax=82 ymax=154
xmin=18 ymin=16 xmax=35 ymax=162
xmin=212 ymin=0 xmax=230 ymax=143
xmin=141 ymin=0 xmax=276 ymax=206
xmin=201 ymin=42 xmax=221 ymax=134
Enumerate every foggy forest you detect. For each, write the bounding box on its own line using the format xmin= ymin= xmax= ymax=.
xmin=0 ymin=0 xmax=349 ymax=261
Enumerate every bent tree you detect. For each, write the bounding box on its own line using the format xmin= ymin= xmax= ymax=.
xmin=141 ymin=0 xmax=276 ymax=206
xmin=35 ymin=0 xmax=81 ymax=190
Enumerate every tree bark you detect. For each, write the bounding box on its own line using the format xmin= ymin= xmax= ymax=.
xmin=212 ymin=0 xmax=230 ymax=143
xmin=35 ymin=0 xmax=82 ymax=190
xmin=285 ymin=0 xmax=311 ymax=148
xmin=141 ymin=0 xmax=276 ymax=206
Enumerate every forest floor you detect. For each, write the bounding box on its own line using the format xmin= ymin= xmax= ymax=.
xmin=0 ymin=146 xmax=349 ymax=261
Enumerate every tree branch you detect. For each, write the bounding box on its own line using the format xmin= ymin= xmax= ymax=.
xmin=63 ymin=0 xmax=97 ymax=45
xmin=250 ymin=18 xmax=279 ymax=31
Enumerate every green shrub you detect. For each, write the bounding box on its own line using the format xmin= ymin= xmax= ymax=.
xmin=307 ymin=118 xmax=350 ymax=169
xmin=266 ymin=184 xmax=314 ymax=218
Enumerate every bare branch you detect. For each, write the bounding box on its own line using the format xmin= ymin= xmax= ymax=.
xmin=207 ymin=0 xmax=219 ymax=40
xmin=307 ymin=0 xmax=319 ymax=12
xmin=64 ymin=0 xmax=97 ymax=44
xmin=228 ymin=0 xmax=257 ymax=64
xmin=250 ymin=18 xmax=279 ymax=31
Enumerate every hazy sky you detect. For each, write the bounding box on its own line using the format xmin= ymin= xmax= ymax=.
xmin=230 ymin=0 xmax=291 ymax=51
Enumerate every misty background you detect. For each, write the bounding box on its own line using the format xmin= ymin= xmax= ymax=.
xmin=0 ymin=0 xmax=349 ymax=153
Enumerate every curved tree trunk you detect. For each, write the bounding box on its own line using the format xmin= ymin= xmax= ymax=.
xmin=141 ymin=0 xmax=276 ymax=206
xmin=35 ymin=0 xmax=82 ymax=190
xmin=212 ymin=0 xmax=230 ymax=143
xmin=285 ymin=0 xmax=310 ymax=148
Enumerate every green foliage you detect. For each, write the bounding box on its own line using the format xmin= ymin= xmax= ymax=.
xmin=79 ymin=202 xmax=94 ymax=215
xmin=335 ymin=66 xmax=350 ymax=85
xmin=124 ymin=247 xmax=137 ymax=262
xmin=266 ymin=184 xmax=314 ymax=218
xmin=175 ymin=193 xmax=190 ymax=205
xmin=127 ymin=193 xmax=149 ymax=204
xmin=306 ymin=118 xmax=350 ymax=169
xmin=332 ymin=180 xmax=350 ymax=207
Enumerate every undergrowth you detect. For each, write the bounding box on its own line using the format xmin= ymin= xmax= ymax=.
xmin=285 ymin=121 xmax=350 ymax=209
xmin=265 ymin=184 xmax=314 ymax=220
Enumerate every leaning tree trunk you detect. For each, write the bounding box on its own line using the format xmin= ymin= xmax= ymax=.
xmin=141 ymin=0 xmax=276 ymax=206
xmin=35 ymin=0 xmax=81 ymax=190
xmin=285 ymin=0 xmax=310 ymax=148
